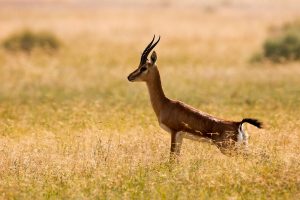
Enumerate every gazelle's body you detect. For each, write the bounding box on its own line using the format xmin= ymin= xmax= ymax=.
xmin=128 ymin=36 xmax=262 ymax=159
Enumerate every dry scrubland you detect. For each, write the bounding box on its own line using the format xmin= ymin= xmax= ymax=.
xmin=0 ymin=0 xmax=300 ymax=199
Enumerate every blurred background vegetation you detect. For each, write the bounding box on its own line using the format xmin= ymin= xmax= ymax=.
xmin=2 ymin=30 xmax=60 ymax=53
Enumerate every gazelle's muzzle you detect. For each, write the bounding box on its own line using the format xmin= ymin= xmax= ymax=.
xmin=127 ymin=69 xmax=140 ymax=82
xmin=127 ymin=74 xmax=135 ymax=81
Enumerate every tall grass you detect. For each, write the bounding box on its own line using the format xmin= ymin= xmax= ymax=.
xmin=0 ymin=1 xmax=299 ymax=199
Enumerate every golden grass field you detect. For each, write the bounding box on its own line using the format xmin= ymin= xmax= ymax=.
xmin=0 ymin=0 xmax=299 ymax=199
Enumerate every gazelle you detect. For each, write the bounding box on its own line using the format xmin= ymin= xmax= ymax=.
xmin=127 ymin=35 xmax=262 ymax=159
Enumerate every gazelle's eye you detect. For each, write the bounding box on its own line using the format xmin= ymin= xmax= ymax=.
xmin=140 ymin=67 xmax=147 ymax=72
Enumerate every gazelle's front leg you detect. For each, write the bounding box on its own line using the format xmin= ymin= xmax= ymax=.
xmin=170 ymin=131 xmax=183 ymax=161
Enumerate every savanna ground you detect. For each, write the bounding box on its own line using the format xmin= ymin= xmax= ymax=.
xmin=0 ymin=0 xmax=300 ymax=199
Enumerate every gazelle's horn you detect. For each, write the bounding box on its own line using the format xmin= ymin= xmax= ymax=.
xmin=140 ymin=35 xmax=160 ymax=65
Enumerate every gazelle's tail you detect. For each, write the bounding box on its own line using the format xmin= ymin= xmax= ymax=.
xmin=240 ymin=118 xmax=263 ymax=128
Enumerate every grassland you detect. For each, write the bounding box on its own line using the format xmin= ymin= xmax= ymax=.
xmin=0 ymin=1 xmax=300 ymax=199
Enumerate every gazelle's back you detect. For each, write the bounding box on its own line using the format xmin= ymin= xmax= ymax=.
xmin=160 ymin=100 xmax=238 ymax=136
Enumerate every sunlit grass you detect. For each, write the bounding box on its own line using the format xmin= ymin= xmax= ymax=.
xmin=0 ymin=1 xmax=299 ymax=199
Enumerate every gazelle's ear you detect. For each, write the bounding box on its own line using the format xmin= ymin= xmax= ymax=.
xmin=150 ymin=51 xmax=157 ymax=64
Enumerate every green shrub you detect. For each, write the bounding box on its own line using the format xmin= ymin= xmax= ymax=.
xmin=2 ymin=30 xmax=60 ymax=53
xmin=253 ymin=21 xmax=300 ymax=63
xmin=264 ymin=31 xmax=300 ymax=62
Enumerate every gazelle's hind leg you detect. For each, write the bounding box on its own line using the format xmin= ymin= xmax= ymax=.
xmin=215 ymin=140 xmax=237 ymax=156
xmin=214 ymin=129 xmax=247 ymax=156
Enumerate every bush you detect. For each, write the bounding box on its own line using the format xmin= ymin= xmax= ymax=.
xmin=264 ymin=31 xmax=300 ymax=62
xmin=2 ymin=30 xmax=60 ymax=53
xmin=252 ymin=21 xmax=300 ymax=63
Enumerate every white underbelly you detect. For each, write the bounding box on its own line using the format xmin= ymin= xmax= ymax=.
xmin=182 ymin=132 xmax=212 ymax=143
xmin=159 ymin=123 xmax=212 ymax=143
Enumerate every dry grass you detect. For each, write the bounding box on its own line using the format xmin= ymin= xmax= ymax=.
xmin=0 ymin=1 xmax=300 ymax=199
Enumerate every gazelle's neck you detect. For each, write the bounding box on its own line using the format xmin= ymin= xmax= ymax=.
xmin=146 ymin=66 xmax=168 ymax=118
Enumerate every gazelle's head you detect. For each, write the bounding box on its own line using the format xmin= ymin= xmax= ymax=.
xmin=127 ymin=35 xmax=160 ymax=82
